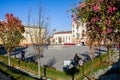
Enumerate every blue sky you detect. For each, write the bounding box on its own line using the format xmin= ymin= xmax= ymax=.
xmin=0 ymin=0 xmax=78 ymax=32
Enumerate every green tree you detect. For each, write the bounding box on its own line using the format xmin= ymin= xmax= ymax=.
xmin=0 ymin=13 xmax=25 ymax=65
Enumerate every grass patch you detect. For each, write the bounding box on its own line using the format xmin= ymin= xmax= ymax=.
xmin=75 ymin=50 xmax=116 ymax=80
xmin=0 ymin=55 xmax=70 ymax=80
xmin=0 ymin=62 xmax=35 ymax=80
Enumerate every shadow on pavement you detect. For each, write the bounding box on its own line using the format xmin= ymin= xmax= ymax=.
xmin=0 ymin=46 xmax=7 ymax=55
xmin=10 ymin=46 xmax=28 ymax=56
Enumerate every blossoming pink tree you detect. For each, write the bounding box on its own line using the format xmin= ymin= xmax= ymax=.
xmin=71 ymin=0 xmax=120 ymax=77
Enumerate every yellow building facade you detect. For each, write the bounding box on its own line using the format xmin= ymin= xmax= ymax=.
xmin=0 ymin=26 xmax=46 ymax=46
xmin=20 ymin=26 xmax=46 ymax=46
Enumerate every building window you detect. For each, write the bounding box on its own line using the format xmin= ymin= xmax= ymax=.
xmin=73 ymin=34 xmax=75 ymax=37
xmin=26 ymin=34 xmax=28 ymax=38
xmin=63 ymin=37 xmax=64 ymax=41
xmin=76 ymin=33 xmax=79 ymax=38
xmin=58 ymin=37 xmax=62 ymax=44
xmin=76 ymin=26 xmax=79 ymax=29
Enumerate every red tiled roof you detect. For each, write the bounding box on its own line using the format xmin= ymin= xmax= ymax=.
xmin=54 ymin=31 xmax=72 ymax=34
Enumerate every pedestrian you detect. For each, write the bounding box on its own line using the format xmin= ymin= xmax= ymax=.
xmin=46 ymin=43 xmax=49 ymax=49
xmin=74 ymin=54 xmax=80 ymax=65
xmin=21 ymin=51 xmax=25 ymax=61
xmin=80 ymin=40 xmax=85 ymax=46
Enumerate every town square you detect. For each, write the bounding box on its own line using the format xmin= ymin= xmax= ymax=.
xmin=0 ymin=0 xmax=120 ymax=80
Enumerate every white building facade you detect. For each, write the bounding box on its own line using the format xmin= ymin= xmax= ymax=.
xmin=50 ymin=20 xmax=87 ymax=45
xmin=72 ymin=21 xmax=87 ymax=44
xmin=51 ymin=31 xmax=72 ymax=44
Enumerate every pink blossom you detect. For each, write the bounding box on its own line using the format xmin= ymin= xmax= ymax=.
xmin=99 ymin=0 xmax=103 ymax=2
xmin=107 ymin=7 xmax=113 ymax=13
xmin=93 ymin=5 xmax=100 ymax=12
xmin=113 ymin=6 xmax=117 ymax=11
xmin=73 ymin=18 xmax=77 ymax=21
xmin=91 ymin=17 xmax=99 ymax=22
xmin=71 ymin=14 xmax=77 ymax=21
xmin=107 ymin=6 xmax=117 ymax=13
xmin=105 ymin=20 xmax=111 ymax=24
xmin=102 ymin=30 xmax=107 ymax=34
xmin=77 ymin=2 xmax=86 ymax=9
xmin=96 ymin=27 xmax=101 ymax=31
xmin=71 ymin=14 xmax=75 ymax=18
xmin=107 ymin=28 xmax=112 ymax=33
xmin=116 ymin=43 xmax=119 ymax=49
xmin=87 ymin=22 xmax=91 ymax=25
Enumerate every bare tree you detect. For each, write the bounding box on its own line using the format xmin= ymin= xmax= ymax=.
xmin=27 ymin=4 xmax=50 ymax=78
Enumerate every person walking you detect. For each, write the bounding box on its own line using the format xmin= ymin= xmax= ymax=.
xmin=74 ymin=54 xmax=80 ymax=65
xmin=21 ymin=51 xmax=25 ymax=61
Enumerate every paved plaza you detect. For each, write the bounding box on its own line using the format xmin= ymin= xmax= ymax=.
xmin=9 ymin=45 xmax=90 ymax=71
xmin=9 ymin=45 xmax=108 ymax=71
xmin=41 ymin=45 xmax=90 ymax=71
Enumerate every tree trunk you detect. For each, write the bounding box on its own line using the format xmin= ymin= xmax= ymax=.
xmin=99 ymin=47 xmax=102 ymax=62
xmin=72 ymin=74 xmax=74 ymax=80
xmin=8 ymin=52 xmax=11 ymax=66
xmin=108 ymin=48 xmax=111 ymax=64
xmin=89 ymin=46 xmax=94 ymax=78
xmin=91 ymin=57 xmax=94 ymax=76
xmin=44 ymin=65 xmax=47 ymax=77
xmin=37 ymin=55 xmax=41 ymax=79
